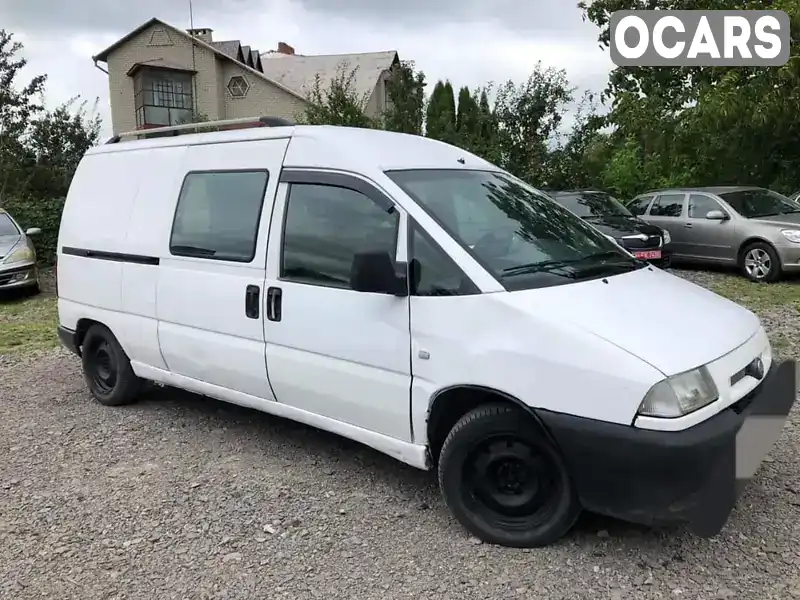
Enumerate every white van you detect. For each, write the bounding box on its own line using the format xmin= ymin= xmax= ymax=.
xmin=56 ymin=117 xmax=796 ymax=547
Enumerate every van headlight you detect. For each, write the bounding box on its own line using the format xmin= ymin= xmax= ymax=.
xmin=637 ymin=366 xmax=719 ymax=418
xmin=2 ymin=245 xmax=35 ymax=265
xmin=662 ymin=230 xmax=671 ymax=244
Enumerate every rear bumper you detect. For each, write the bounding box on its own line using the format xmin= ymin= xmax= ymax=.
xmin=0 ymin=263 xmax=38 ymax=289
xmin=536 ymin=359 xmax=796 ymax=535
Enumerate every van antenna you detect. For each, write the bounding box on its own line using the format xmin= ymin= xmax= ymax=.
xmin=189 ymin=0 xmax=199 ymax=118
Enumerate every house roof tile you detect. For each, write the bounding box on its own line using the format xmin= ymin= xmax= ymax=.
xmin=259 ymin=50 xmax=399 ymax=102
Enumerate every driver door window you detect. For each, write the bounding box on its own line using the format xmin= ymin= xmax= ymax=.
xmin=409 ymin=223 xmax=479 ymax=296
xmin=688 ymin=194 xmax=723 ymax=219
xmin=281 ymin=183 xmax=399 ymax=289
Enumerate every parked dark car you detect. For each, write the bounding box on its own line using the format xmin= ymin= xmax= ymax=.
xmin=546 ymin=190 xmax=672 ymax=268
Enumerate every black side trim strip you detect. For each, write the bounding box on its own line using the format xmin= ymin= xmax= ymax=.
xmin=61 ymin=246 xmax=160 ymax=266
xmin=279 ymin=169 xmax=394 ymax=212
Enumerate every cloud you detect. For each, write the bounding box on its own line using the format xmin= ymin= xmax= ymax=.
xmin=2 ymin=0 xmax=612 ymax=138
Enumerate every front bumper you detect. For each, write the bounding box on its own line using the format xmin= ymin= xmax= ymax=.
xmin=536 ymin=359 xmax=797 ymax=536
xmin=0 ymin=262 xmax=38 ymax=290
xmin=623 ymin=241 xmax=672 ymax=268
xmin=776 ymin=246 xmax=800 ymax=272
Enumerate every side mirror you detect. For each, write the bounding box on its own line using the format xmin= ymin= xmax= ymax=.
xmin=350 ymin=251 xmax=407 ymax=297
xmin=706 ymin=210 xmax=728 ymax=221
xmin=25 ymin=227 xmax=41 ymax=236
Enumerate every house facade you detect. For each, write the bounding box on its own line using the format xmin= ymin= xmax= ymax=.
xmin=93 ymin=18 xmax=399 ymax=135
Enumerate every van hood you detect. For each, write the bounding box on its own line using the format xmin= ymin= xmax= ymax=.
xmin=0 ymin=234 xmax=21 ymax=260
xmin=500 ymin=267 xmax=760 ymax=376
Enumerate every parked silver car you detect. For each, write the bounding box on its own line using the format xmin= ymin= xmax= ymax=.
xmin=0 ymin=209 xmax=41 ymax=293
xmin=627 ymin=186 xmax=800 ymax=282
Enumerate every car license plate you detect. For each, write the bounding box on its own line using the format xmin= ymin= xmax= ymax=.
xmin=634 ymin=250 xmax=661 ymax=260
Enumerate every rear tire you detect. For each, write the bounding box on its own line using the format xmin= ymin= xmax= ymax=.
xmin=81 ymin=324 xmax=143 ymax=406
xmin=740 ymin=241 xmax=781 ymax=283
xmin=438 ymin=404 xmax=581 ymax=547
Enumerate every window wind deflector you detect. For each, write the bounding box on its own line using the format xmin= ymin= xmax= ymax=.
xmin=170 ymin=244 xmax=217 ymax=257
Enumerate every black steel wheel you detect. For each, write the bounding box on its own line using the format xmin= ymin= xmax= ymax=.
xmin=81 ymin=323 xmax=143 ymax=406
xmin=438 ymin=404 xmax=581 ymax=547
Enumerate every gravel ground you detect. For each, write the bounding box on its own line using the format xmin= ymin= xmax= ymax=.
xmin=1 ymin=269 xmax=799 ymax=600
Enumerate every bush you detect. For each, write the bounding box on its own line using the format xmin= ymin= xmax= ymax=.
xmin=3 ymin=195 xmax=65 ymax=265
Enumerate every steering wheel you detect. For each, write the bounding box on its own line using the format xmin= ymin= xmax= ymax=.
xmin=472 ymin=226 xmax=521 ymax=258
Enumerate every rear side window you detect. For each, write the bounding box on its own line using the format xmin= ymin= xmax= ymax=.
xmin=628 ymin=195 xmax=653 ymax=216
xmin=170 ymin=170 xmax=269 ymax=262
xmin=650 ymin=193 xmax=685 ymax=217
xmin=281 ymin=183 xmax=399 ymax=289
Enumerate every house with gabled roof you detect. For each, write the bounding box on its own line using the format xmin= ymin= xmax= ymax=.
xmin=92 ymin=17 xmax=400 ymax=135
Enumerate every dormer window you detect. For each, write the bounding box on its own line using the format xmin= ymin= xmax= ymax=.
xmin=133 ymin=66 xmax=194 ymax=127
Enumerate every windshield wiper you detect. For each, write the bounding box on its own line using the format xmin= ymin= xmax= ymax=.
xmin=502 ymin=260 xmax=578 ymax=279
xmin=171 ymin=245 xmax=217 ymax=257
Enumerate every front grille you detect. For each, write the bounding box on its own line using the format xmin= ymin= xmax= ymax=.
xmin=0 ymin=264 xmax=33 ymax=285
xmin=621 ymin=235 xmax=662 ymax=249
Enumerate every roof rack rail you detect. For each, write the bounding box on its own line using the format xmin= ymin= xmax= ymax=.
xmin=108 ymin=116 xmax=296 ymax=144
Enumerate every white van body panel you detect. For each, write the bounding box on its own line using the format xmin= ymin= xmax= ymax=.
xmin=408 ymin=290 xmax=667 ymax=437
xmin=155 ymin=138 xmax=289 ymax=400
xmin=57 ymin=124 xmax=770 ymax=472
xmin=499 ymin=267 xmax=761 ymax=377
xmin=262 ymin=178 xmax=414 ymax=442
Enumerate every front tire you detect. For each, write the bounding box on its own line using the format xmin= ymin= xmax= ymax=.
xmin=81 ymin=324 xmax=143 ymax=406
xmin=438 ymin=404 xmax=581 ymax=547
xmin=741 ymin=241 xmax=781 ymax=283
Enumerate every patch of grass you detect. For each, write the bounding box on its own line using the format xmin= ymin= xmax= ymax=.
xmin=0 ymin=292 xmax=59 ymax=355
xmin=707 ymin=275 xmax=800 ymax=313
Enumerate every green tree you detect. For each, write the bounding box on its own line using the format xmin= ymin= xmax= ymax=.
xmin=580 ymin=0 xmax=800 ymax=195
xmin=382 ymin=60 xmax=426 ymax=135
xmin=0 ymin=29 xmax=46 ymax=206
xmin=455 ymin=85 xmax=481 ymax=151
xmin=473 ymin=88 xmax=501 ymax=164
xmin=492 ymin=63 xmax=574 ymax=184
xmin=0 ymin=30 xmax=103 ymax=263
xmin=301 ymin=64 xmax=376 ymax=128
xmin=425 ymin=80 xmax=457 ymax=143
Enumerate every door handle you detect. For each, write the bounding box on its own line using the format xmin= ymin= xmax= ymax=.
xmin=266 ymin=286 xmax=282 ymax=322
xmin=245 ymin=285 xmax=260 ymax=319
xmin=684 ymin=222 xmax=693 ymax=228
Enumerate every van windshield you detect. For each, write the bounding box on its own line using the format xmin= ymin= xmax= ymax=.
xmin=386 ymin=169 xmax=644 ymax=291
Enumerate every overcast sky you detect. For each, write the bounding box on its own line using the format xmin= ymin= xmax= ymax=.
xmin=1 ymin=0 xmax=614 ymax=138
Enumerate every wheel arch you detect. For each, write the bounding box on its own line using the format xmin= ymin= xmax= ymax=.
xmin=737 ymin=236 xmax=779 ymax=264
xmin=73 ymin=318 xmax=108 ymax=354
xmin=425 ymin=384 xmax=558 ymax=466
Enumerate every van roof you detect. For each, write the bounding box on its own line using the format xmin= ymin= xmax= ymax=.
xmin=86 ymin=124 xmax=497 ymax=173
